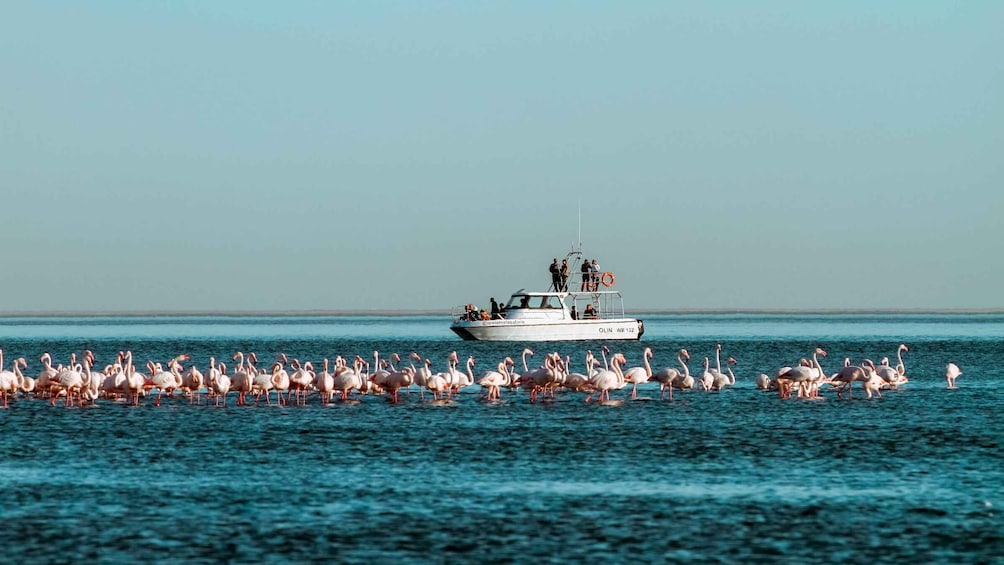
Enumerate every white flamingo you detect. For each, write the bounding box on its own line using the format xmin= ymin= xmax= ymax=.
xmin=210 ymin=362 xmax=232 ymax=407
xmin=699 ymin=358 xmax=714 ymax=391
xmin=623 ymin=347 xmax=653 ymax=400
xmin=0 ymin=350 xmax=22 ymax=407
xmin=251 ymin=362 xmax=277 ymax=406
xmin=671 ymin=354 xmax=695 ymax=392
xmin=945 ymin=363 xmax=962 ymax=388
xmin=183 ymin=362 xmax=205 ymax=405
xmin=332 ymin=357 xmax=365 ymax=402
xmin=149 ymin=355 xmax=187 ymax=406
xmin=860 ymin=360 xmax=885 ymax=398
xmin=288 ymin=359 xmax=314 ymax=405
xmin=895 ymin=344 xmax=910 ymax=381
xmin=122 ymin=351 xmax=145 ymax=406
xmin=562 ymin=352 xmax=595 ymax=393
xmin=755 ymin=373 xmax=772 ymax=391
xmin=52 ymin=356 xmax=84 ymax=408
xmin=585 ymin=352 xmax=626 ymax=403
xmin=478 ymin=358 xmax=513 ymax=400
xmin=230 ymin=352 xmax=254 ymax=406
xmin=425 ymin=356 xmax=451 ymax=400
xmin=711 ymin=357 xmax=737 ymax=391
xmin=410 ymin=353 xmax=432 ymax=399
xmin=316 ymin=358 xmax=338 ymax=403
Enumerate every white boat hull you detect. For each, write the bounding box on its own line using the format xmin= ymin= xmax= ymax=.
xmin=450 ymin=318 xmax=644 ymax=342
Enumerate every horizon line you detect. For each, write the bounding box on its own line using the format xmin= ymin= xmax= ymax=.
xmin=1 ymin=308 xmax=1003 ymax=318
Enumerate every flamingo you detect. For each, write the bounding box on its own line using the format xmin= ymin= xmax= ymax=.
xmin=711 ymin=357 xmax=737 ymax=391
xmin=507 ymin=348 xmax=535 ymax=392
xmin=671 ymin=354 xmax=695 ymax=392
xmin=776 ymin=348 xmax=827 ymax=398
xmin=861 ymin=360 xmax=885 ymax=398
xmin=652 ymin=349 xmax=689 ymax=400
xmin=709 ymin=344 xmax=726 ymax=380
xmin=148 ymin=355 xmax=187 ymax=406
xmin=204 ymin=357 xmax=221 ymax=403
xmin=36 ymin=353 xmax=59 ymax=397
xmin=523 ymin=352 xmax=560 ymax=403
xmin=830 ymin=359 xmax=869 ymax=399
xmin=317 ymin=358 xmax=338 ymax=403
xmin=454 ymin=356 xmax=476 ymax=396
xmin=251 ymin=361 xmax=278 ymax=406
xmin=562 ymin=352 xmax=596 ymax=393
xmin=425 ymin=355 xmax=451 ymax=400
xmin=945 ymin=363 xmax=962 ymax=388
xmin=585 ymin=353 xmax=626 ymax=403
xmin=478 ymin=358 xmax=513 ymax=400
xmin=230 ymin=352 xmax=254 ymax=406
xmin=17 ymin=358 xmax=35 ymax=396
xmin=183 ymin=362 xmax=205 ymax=405
xmin=52 ymin=357 xmax=84 ymax=408
xmin=100 ymin=352 xmax=127 ymax=400
xmin=288 ymin=359 xmax=314 ymax=405
xmin=210 ymin=362 xmax=232 ymax=406
xmin=81 ymin=350 xmax=103 ymax=405
xmin=122 ymin=351 xmax=145 ymax=406
xmin=895 ymin=344 xmax=909 ymax=381
xmin=410 ymin=353 xmax=432 ymax=399
xmin=0 ymin=350 xmax=20 ymax=407
xmin=755 ymin=373 xmax=772 ymax=391
xmin=623 ymin=347 xmax=653 ymax=399
xmin=699 ymin=358 xmax=714 ymax=391
xmin=381 ymin=366 xmax=415 ymax=404
xmin=341 ymin=357 xmax=369 ymax=401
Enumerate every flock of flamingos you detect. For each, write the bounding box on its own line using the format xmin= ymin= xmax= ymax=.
xmin=0 ymin=344 xmax=964 ymax=408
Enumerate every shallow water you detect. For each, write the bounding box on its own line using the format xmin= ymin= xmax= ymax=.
xmin=0 ymin=314 xmax=1001 ymax=563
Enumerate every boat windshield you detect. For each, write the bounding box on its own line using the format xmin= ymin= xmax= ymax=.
xmin=505 ymin=294 xmax=563 ymax=309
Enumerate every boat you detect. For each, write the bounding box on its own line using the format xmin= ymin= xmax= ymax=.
xmin=449 ymin=247 xmax=645 ymax=342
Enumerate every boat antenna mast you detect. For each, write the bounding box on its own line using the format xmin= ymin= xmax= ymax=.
xmin=567 ymin=201 xmax=583 ymax=267
xmin=574 ymin=197 xmax=582 ymax=252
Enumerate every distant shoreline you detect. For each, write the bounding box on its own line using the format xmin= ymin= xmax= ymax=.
xmin=1 ymin=308 xmax=1002 ymax=318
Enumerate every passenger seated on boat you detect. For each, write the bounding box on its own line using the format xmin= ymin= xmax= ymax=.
xmin=519 ymin=296 xmax=530 ymax=309
xmin=465 ymin=304 xmax=481 ymax=321
xmin=583 ymin=304 xmax=597 ymax=319
xmin=570 ymin=305 xmax=578 ymax=320
xmin=480 ymin=309 xmax=490 ymax=320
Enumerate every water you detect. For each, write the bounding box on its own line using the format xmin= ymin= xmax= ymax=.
xmin=0 ymin=313 xmax=1001 ymax=563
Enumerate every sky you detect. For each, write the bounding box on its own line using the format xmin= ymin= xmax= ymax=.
xmin=2 ymin=2 xmax=1002 ymax=312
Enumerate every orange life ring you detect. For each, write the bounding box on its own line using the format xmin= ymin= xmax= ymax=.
xmin=600 ymin=272 xmax=615 ymax=287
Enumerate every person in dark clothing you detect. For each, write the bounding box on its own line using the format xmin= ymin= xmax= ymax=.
xmin=570 ymin=304 xmax=578 ymax=320
xmin=559 ymin=259 xmax=569 ymax=291
xmin=549 ymin=258 xmax=561 ymax=291
xmin=580 ymin=259 xmax=592 ymax=291
xmin=490 ymin=297 xmax=500 ymax=319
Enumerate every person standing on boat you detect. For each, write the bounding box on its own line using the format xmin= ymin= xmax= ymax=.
xmin=590 ymin=259 xmax=601 ymax=291
xmin=549 ymin=258 xmax=561 ymax=291
xmin=581 ymin=259 xmax=592 ymax=291
xmin=560 ymin=259 xmax=569 ymax=291
xmin=490 ymin=297 xmax=500 ymax=319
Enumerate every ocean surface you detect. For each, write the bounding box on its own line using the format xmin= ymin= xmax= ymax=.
xmin=0 ymin=313 xmax=1001 ymax=563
